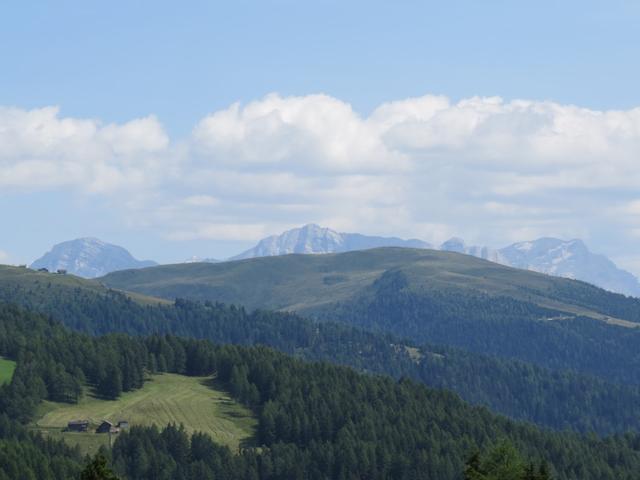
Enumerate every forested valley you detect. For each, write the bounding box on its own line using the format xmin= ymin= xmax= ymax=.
xmin=3 ymin=302 xmax=640 ymax=479
xmin=2 ymin=279 xmax=640 ymax=435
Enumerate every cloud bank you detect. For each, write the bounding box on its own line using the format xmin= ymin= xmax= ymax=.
xmin=2 ymin=94 xmax=640 ymax=270
xmin=0 ymin=106 xmax=169 ymax=193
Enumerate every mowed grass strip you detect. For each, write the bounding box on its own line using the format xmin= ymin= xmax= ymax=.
xmin=0 ymin=357 xmax=16 ymax=385
xmin=34 ymin=373 xmax=256 ymax=451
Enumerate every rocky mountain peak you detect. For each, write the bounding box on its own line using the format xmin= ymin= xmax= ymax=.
xmin=231 ymin=224 xmax=431 ymax=260
xmin=31 ymin=238 xmax=157 ymax=278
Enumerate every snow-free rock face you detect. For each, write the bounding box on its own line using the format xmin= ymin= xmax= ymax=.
xmin=231 ymin=224 xmax=431 ymax=260
xmin=498 ymin=238 xmax=640 ymax=297
xmin=31 ymin=238 xmax=157 ymax=278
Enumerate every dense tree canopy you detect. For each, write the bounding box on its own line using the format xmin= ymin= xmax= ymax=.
xmin=318 ymin=269 xmax=640 ymax=386
xmin=464 ymin=441 xmax=552 ymax=480
xmin=2 ymin=303 xmax=640 ymax=478
xmin=2 ymin=279 xmax=640 ymax=435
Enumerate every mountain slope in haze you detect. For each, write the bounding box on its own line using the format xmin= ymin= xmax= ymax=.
xmin=439 ymin=237 xmax=505 ymax=263
xmin=231 ymin=223 xmax=431 ymax=259
xmin=30 ymin=238 xmax=157 ymax=278
xmin=498 ymin=238 xmax=640 ymax=297
xmin=437 ymin=236 xmax=640 ymax=297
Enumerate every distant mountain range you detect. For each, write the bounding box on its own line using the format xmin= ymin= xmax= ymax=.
xmin=233 ymin=224 xmax=640 ymax=297
xmin=25 ymin=226 xmax=640 ymax=296
xmin=438 ymin=237 xmax=504 ymax=263
xmin=438 ymin=237 xmax=640 ymax=297
xmin=231 ymin=224 xmax=431 ymax=260
xmin=30 ymin=238 xmax=157 ymax=278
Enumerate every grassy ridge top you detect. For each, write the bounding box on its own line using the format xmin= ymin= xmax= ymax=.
xmin=0 ymin=265 xmax=105 ymax=290
xmin=34 ymin=373 xmax=256 ymax=454
xmin=0 ymin=264 xmax=169 ymax=306
xmin=101 ymin=247 xmax=640 ymax=326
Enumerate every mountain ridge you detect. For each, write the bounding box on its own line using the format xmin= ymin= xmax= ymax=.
xmin=437 ymin=236 xmax=640 ymax=297
xmin=231 ymin=223 xmax=431 ymax=260
xmin=30 ymin=237 xmax=157 ymax=278
xmin=101 ymin=246 xmax=640 ymax=328
xmin=30 ymin=226 xmax=640 ymax=296
xmin=230 ymin=224 xmax=640 ymax=296
xmin=100 ymin=247 xmax=640 ymax=388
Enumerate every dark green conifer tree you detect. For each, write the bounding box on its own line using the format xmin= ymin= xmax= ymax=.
xmin=80 ymin=454 xmax=119 ymax=480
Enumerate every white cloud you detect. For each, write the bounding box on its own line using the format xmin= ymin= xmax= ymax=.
xmin=3 ymin=94 xmax=640 ymax=272
xmin=374 ymin=96 xmax=640 ymax=179
xmin=182 ymin=195 xmax=220 ymax=207
xmin=192 ymin=93 xmax=407 ymax=174
xmin=165 ymin=223 xmax=272 ymax=242
xmin=0 ymin=106 xmax=170 ymax=193
xmin=0 ymin=250 xmax=8 ymax=263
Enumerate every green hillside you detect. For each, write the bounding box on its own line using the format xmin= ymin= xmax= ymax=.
xmin=98 ymin=249 xmax=640 ymax=389
xmin=2 ymin=283 xmax=640 ymax=435
xmin=5 ymin=302 xmax=640 ymax=479
xmin=102 ymin=247 xmax=640 ymax=327
xmin=0 ymin=264 xmax=169 ymax=307
xmin=0 ymin=357 xmax=16 ymax=385
xmin=5 ymin=257 xmax=640 ymax=429
xmin=34 ymin=373 xmax=256 ymax=455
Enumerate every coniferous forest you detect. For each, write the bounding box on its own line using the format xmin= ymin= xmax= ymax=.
xmin=3 ymin=279 xmax=640 ymax=436
xmin=2 ymin=300 xmax=640 ymax=479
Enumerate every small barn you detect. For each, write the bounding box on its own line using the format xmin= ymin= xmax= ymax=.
xmin=96 ymin=420 xmax=114 ymax=434
xmin=117 ymin=420 xmax=129 ymax=430
xmin=67 ymin=420 xmax=89 ymax=432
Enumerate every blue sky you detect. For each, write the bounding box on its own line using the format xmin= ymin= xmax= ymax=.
xmin=4 ymin=0 xmax=639 ymax=128
xmin=2 ymin=0 xmax=640 ymax=273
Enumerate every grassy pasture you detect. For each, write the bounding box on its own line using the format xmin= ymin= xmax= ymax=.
xmin=33 ymin=373 xmax=256 ymax=455
xmin=102 ymin=247 xmax=635 ymax=326
xmin=0 ymin=357 xmax=16 ymax=385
